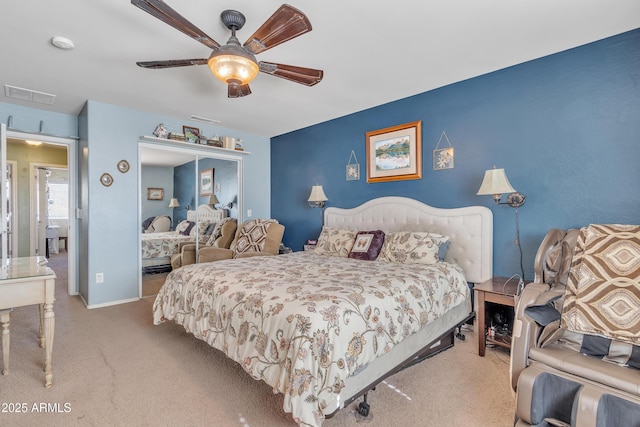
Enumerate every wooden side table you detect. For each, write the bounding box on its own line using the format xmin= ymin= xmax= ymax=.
xmin=475 ymin=276 xmax=519 ymax=357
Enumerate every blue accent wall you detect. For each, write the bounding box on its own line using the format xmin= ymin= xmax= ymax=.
xmin=271 ymin=28 xmax=640 ymax=281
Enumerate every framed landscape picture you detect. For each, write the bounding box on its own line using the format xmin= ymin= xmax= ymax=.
xmin=147 ymin=187 xmax=164 ymax=200
xmin=366 ymin=120 xmax=422 ymax=183
xmin=200 ymin=169 xmax=214 ymax=196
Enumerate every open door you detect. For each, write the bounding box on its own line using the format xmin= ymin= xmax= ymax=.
xmin=1 ymin=123 xmax=7 ymax=262
xmin=36 ymin=167 xmax=49 ymax=257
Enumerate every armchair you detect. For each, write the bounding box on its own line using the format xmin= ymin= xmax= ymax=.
xmin=511 ymin=225 xmax=640 ymax=426
xmin=198 ymin=218 xmax=284 ymax=263
xmin=170 ymin=218 xmax=237 ymax=269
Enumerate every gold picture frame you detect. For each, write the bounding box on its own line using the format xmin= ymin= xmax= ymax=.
xmin=147 ymin=187 xmax=164 ymax=200
xmin=366 ymin=120 xmax=422 ymax=183
xmin=200 ymin=169 xmax=214 ymax=196
xmin=183 ymin=126 xmax=200 ymax=144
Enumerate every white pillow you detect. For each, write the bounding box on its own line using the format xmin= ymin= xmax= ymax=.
xmin=378 ymin=231 xmax=449 ymax=264
xmin=313 ymin=226 xmax=357 ymax=257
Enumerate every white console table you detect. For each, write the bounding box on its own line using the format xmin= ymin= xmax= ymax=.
xmin=0 ymin=257 xmax=56 ymax=387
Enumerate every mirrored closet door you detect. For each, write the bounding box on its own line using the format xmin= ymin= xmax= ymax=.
xmin=139 ymin=140 xmax=243 ymax=297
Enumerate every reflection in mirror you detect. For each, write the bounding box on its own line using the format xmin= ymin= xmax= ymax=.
xmin=139 ymin=144 xmax=240 ymax=298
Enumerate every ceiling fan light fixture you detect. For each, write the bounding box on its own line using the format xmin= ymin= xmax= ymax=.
xmin=208 ymin=47 xmax=259 ymax=86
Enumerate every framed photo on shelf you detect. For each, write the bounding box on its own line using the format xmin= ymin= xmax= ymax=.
xmin=147 ymin=187 xmax=164 ymax=201
xmin=365 ymin=120 xmax=422 ymax=183
xmin=183 ymin=126 xmax=200 ymax=144
xmin=200 ymin=169 xmax=214 ymax=196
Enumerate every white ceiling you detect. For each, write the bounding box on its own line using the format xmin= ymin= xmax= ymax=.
xmin=2 ymin=1 xmax=639 ymax=138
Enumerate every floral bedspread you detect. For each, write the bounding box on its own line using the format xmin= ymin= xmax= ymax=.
xmin=153 ymin=251 xmax=469 ymax=426
xmin=141 ymin=231 xmax=194 ymax=259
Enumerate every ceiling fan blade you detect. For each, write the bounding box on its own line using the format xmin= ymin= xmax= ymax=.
xmin=136 ymin=58 xmax=208 ymax=69
xmin=131 ymin=0 xmax=220 ymax=50
xmin=244 ymin=4 xmax=312 ymax=54
xmin=228 ymin=83 xmax=252 ymax=98
xmin=259 ymin=61 xmax=323 ymax=86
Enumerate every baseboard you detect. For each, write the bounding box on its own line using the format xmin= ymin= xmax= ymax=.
xmin=85 ymin=297 xmax=140 ymax=309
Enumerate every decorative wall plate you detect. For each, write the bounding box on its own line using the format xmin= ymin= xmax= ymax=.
xmin=100 ymin=173 xmax=113 ymax=187
xmin=117 ymin=160 xmax=130 ymax=173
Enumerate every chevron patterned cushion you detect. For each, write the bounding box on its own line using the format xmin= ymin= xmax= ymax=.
xmin=562 ymin=224 xmax=640 ymax=346
xmin=233 ymin=219 xmax=277 ymax=257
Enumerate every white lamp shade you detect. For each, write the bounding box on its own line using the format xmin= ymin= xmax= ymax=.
xmin=477 ymin=168 xmax=516 ymax=195
xmin=168 ymin=198 xmax=180 ymax=208
xmin=308 ymin=185 xmax=328 ymax=202
xmin=208 ymin=194 xmax=220 ymax=205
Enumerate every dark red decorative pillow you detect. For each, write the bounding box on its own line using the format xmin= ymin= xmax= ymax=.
xmin=179 ymin=221 xmax=196 ymax=236
xmin=348 ymin=230 xmax=385 ymax=261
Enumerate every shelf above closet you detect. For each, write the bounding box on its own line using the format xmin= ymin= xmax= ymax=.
xmin=139 ymin=136 xmax=250 ymax=155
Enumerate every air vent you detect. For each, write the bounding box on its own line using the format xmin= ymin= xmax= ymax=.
xmin=189 ymin=115 xmax=221 ymax=124
xmin=4 ymin=85 xmax=56 ymax=105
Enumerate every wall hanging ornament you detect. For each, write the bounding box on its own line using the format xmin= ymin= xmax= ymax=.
xmin=117 ymin=160 xmax=130 ymax=173
xmin=346 ymin=150 xmax=360 ymax=181
xmin=433 ymin=131 xmax=454 ymax=170
xmin=100 ymin=173 xmax=113 ymax=187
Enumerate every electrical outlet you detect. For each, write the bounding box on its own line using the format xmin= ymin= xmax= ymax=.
xmin=96 ymin=272 xmax=104 ymax=283
xmin=247 ymin=209 xmax=252 ymax=217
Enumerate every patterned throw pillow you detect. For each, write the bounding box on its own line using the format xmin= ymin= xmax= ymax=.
xmin=233 ymin=219 xmax=277 ymax=257
xmin=195 ymin=221 xmax=214 ymax=237
xmin=348 ymin=230 xmax=385 ymax=261
xmin=176 ymin=220 xmax=195 ymax=236
xmin=142 ymin=216 xmax=156 ymax=232
xmin=206 ymin=217 xmax=234 ymax=246
xmin=313 ymin=226 xmax=357 ymax=257
xmin=562 ymin=224 xmax=640 ymax=346
xmin=378 ymin=231 xmax=449 ymax=264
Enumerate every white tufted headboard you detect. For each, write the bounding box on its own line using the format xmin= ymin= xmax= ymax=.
xmin=324 ymin=196 xmax=493 ymax=284
xmin=187 ymin=204 xmax=228 ymax=223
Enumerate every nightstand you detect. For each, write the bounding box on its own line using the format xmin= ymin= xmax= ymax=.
xmin=474 ymin=276 xmax=520 ymax=357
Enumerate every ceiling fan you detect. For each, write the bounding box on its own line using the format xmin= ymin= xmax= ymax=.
xmin=131 ymin=0 xmax=324 ymax=98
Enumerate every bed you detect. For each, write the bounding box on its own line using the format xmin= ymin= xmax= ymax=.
xmin=141 ymin=204 xmax=227 ymax=274
xmin=152 ymin=197 xmax=493 ymax=425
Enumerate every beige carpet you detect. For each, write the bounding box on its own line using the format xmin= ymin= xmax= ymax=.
xmin=141 ymin=271 xmax=169 ymax=298
xmin=1 ymin=255 xmax=516 ymax=426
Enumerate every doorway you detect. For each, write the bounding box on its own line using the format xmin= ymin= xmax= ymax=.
xmin=5 ymin=131 xmax=78 ymax=296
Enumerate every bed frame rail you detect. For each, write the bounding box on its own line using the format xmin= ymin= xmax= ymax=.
xmin=326 ymin=311 xmax=476 ymax=419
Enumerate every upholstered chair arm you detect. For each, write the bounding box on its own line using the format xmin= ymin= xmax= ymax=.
xmin=198 ymin=247 xmax=233 ymax=263
xmin=180 ymin=243 xmax=197 ymax=266
xmin=171 ymin=243 xmax=197 ymax=269
xmin=509 ymin=283 xmax=551 ymax=391
xmin=261 ymin=223 xmax=285 ymax=255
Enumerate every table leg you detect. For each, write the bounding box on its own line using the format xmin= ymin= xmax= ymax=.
xmin=38 ymin=304 xmax=45 ymax=348
xmin=42 ymin=302 xmax=55 ymax=388
xmin=477 ymin=290 xmax=486 ymax=357
xmin=1 ymin=311 xmax=10 ymax=375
